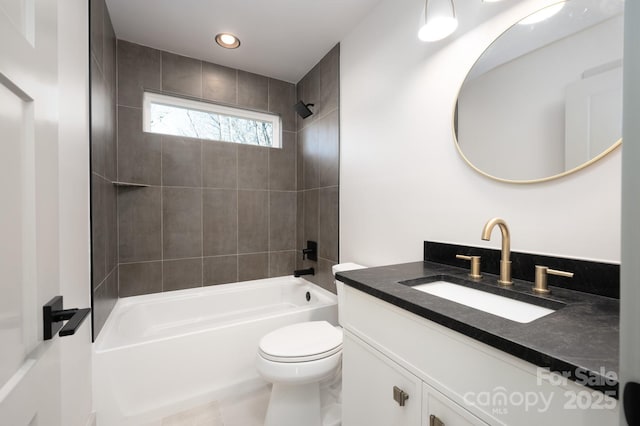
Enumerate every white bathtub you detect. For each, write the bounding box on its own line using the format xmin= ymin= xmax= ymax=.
xmin=93 ymin=276 xmax=338 ymax=425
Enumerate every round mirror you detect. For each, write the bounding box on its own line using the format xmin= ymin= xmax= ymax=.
xmin=455 ymin=0 xmax=624 ymax=183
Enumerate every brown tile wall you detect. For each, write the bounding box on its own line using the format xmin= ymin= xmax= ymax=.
xmin=90 ymin=0 xmax=118 ymax=337
xmin=91 ymin=35 xmax=340 ymax=306
xmin=115 ymin=40 xmax=299 ymax=297
xmin=296 ymin=45 xmax=341 ymax=293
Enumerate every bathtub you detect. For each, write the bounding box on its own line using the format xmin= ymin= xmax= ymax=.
xmin=93 ymin=276 xmax=338 ymax=425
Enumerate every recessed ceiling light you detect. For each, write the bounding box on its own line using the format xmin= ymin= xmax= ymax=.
xmin=215 ymin=33 xmax=241 ymax=49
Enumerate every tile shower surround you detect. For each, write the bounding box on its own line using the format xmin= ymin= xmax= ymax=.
xmin=296 ymin=45 xmax=341 ymax=293
xmin=113 ymin=41 xmax=340 ymax=297
xmin=90 ymin=0 xmax=118 ymax=337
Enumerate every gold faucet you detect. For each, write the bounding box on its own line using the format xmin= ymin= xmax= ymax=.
xmin=533 ymin=265 xmax=573 ymax=294
xmin=481 ymin=218 xmax=512 ymax=286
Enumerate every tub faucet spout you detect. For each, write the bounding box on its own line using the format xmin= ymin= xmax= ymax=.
xmin=294 ymin=268 xmax=315 ymax=277
xmin=481 ymin=217 xmax=512 ymax=286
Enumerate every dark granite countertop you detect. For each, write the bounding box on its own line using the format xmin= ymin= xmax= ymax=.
xmin=336 ymin=261 xmax=619 ymax=396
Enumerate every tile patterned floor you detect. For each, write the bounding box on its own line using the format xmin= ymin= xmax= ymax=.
xmin=160 ymin=401 xmax=223 ymax=426
xmin=159 ymin=385 xmax=270 ymax=426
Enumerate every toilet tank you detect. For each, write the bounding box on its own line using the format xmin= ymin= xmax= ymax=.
xmin=332 ymin=263 xmax=367 ymax=326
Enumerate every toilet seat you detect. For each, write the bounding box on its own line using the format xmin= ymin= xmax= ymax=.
xmin=259 ymin=344 xmax=342 ymax=363
xmin=258 ymin=321 xmax=343 ymax=363
xmin=257 ymin=264 xmax=364 ymax=426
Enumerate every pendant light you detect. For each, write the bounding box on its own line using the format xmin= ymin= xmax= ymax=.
xmin=418 ymin=0 xmax=458 ymax=42
xmin=518 ymin=2 xmax=566 ymax=25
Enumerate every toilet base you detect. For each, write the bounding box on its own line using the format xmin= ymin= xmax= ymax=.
xmin=264 ymin=382 xmax=321 ymax=426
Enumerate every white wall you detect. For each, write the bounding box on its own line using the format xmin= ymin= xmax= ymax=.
xmin=340 ymin=0 xmax=621 ymax=267
xmin=458 ymin=16 xmax=623 ymax=181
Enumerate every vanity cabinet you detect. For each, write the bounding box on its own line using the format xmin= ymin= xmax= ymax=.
xmin=338 ymin=283 xmax=619 ymax=426
xmin=422 ymin=382 xmax=488 ymax=426
xmin=344 ymin=331 xmax=487 ymax=426
xmin=343 ymin=333 xmax=422 ymax=425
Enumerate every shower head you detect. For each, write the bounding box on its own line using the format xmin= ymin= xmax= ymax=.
xmin=294 ymin=101 xmax=314 ymax=119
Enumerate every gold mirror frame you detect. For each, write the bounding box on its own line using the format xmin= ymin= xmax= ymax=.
xmin=452 ymin=116 xmax=622 ymax=184
xmin=453 ymin=1 xmax=623 ymax=185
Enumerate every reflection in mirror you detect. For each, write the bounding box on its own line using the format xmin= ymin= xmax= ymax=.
xmin=455 ymin=0 xmax=624 ymax=183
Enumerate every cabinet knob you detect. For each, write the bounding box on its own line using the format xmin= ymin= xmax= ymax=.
xmin=430 ymin=414 xmax=445 ymax=426
xmin=392 ymin=385 xmax=409 ymax=407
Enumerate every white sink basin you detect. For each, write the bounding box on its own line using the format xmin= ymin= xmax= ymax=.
xmin=413 ymin=280 xmax=555 ymax=323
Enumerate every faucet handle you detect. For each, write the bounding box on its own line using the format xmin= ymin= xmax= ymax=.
xmin=302 ymin=241 xmax=317 ymax=261
xmin=533 ymin=265 xmax=574 ymax=294
xmin=456 ymin=254 xmax=482 ymax=279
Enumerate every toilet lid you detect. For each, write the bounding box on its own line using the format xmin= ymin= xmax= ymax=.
xmin=259 ymin=321 xmax=343 ymax=362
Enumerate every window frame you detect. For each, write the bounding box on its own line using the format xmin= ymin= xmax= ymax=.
xmin=142 ymin=91 xmax=282 ymax=148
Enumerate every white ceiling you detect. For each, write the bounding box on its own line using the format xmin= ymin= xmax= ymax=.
xmin=105 ymin=0 xmax=383 ymax=83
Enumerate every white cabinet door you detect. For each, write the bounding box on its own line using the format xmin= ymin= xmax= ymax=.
xmin=343 ymin=331 xmax=422 ymax=426
xmin=422 ymin=382 xmax=488 ymax=426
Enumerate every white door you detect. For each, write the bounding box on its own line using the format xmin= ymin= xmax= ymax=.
xmin=621 ymin=2 xmax=640 ymax=425
xmin=0 ymin=0 xmax=92 ymax=425
xmin=564 ymin=64 xmax=623 ymax=170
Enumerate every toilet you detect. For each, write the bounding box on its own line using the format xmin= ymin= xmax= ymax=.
xmin=256 ymin=263 xmax=366 ymax=426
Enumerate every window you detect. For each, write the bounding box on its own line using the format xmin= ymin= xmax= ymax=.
xmin=142 ymin=92 xmax=281 ymax=148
